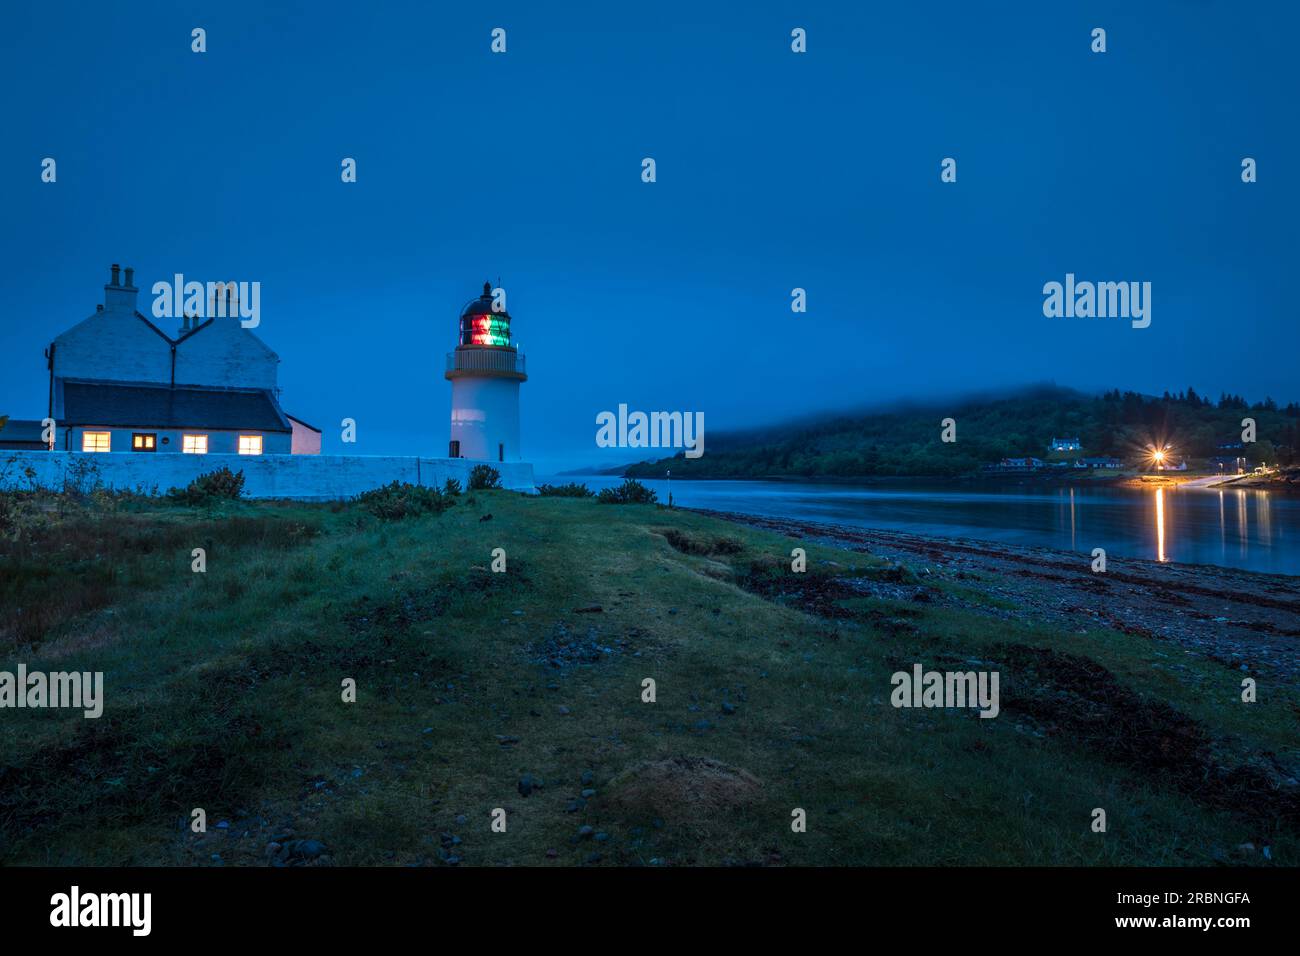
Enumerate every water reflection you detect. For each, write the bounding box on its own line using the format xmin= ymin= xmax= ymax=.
xmin=552 ymin=475 xmax=1300 ymax=575
xmin=1155 ymin=487 xmax=1167 ymax=562
xmin=1151 ymin=485 xmax=1275 ymax=567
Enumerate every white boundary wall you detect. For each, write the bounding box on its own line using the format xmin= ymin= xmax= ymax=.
xmin=0 ymin=451 xmax=535 ymax=499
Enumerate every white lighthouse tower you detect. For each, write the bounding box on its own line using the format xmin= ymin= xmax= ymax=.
xmin=445 ymin=281 xmax=527 ymax=462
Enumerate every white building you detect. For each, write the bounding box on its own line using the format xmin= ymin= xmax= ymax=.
xmin=38 ymin=264 xmax=320 ymax=455
xmin=445 ymin=282 xmax=527 ymax=462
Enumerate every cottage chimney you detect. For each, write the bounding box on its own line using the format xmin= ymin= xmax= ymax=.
xmin=103 ymin=263 xmax=139 ymax=314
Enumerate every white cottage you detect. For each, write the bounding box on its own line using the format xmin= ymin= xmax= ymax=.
xmin=42 ymin=265 xmax=320 ymax=455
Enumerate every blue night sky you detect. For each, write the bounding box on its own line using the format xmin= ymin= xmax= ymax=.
xmin=2 ymin=1 xmax=1295 ymax=471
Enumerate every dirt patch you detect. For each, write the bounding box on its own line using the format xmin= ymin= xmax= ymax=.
xmin=531 ymin=621 xmax=632 ymax=670
xmin=738 ymin=556 xmax=927 ymax=618
xmin=657 ymin=528 xmax=744 ymax=557
xmin=603 ymin=756 xmax=763 ymax=822
xmin=994 ymin=643 xmax=1300 ymax=827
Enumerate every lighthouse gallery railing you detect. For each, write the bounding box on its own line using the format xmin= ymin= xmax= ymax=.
xmin=445 ymin=349 xmax=526 ymax=375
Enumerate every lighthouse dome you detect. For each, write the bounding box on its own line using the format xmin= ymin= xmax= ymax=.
xmin=458 ymin=280 xmax=512 ymax=347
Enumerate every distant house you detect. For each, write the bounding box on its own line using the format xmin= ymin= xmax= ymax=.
xmin=37 ymin=265 xmax=320 ymax=455
xmin=1217 ymin=439 xmax=1244 ymax=451
xmin=992 ymin=457 xmax=1045 ymax=471
xmin=1050 ymin=436 xmax=1081 ymax=451
xmin=1075 ymin=456 xmax=1123 ymax=469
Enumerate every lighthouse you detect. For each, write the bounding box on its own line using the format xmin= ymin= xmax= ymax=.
xmin=445 ymin=282 xmax=527 ymax=462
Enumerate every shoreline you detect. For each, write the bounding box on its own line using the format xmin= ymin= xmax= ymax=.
xmin=603 ymin=470 xmax=1300 ymax=494
xmin=691 ymin=507 xmax=1300 ymax=685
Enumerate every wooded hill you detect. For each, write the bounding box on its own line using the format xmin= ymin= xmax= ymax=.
xmin=622 ymin=386 xmax=1300 ymax=479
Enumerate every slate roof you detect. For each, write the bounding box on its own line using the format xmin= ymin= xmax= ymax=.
xmin=0 ymin=419 xmax=47 ymax=443
xmin=60 ymin=381 xmax=291 ymax=432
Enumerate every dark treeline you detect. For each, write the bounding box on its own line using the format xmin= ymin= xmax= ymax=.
xmin=623 ymin=386 xmax=1300 ymax=479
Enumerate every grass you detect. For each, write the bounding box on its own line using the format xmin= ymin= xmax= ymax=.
xmin=0 ymin=490 xmax=1296 ymax=866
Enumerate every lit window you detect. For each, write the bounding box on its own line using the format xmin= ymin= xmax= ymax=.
xmin=183 ymin=434 xmax=208 ymax=454
xmin=238 ymin=435 xmax=263 ymax=455
xmin=132 ymin=433 xmax=156 ymax=452
xmin=82 ymin=431 xmax=111 ymax=453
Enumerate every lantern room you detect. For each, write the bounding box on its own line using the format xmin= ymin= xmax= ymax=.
xmin=459 ymin=282 xmax=512 ymax=347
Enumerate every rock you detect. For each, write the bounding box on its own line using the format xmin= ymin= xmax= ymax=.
xmin=565 ymin=799 xmax=585 ymax=813
xmin=294 ymin=839 xmax=326 ymax=860
xmin=721 ymin=702 xmax=736 ymax=715
xmin=557 ymin=705 xmax=571 ymax=716
xmin=594 ymin=832 xmax=609 ymax=843
xmin=581 ymin=788 xmax=596 ymax=798
xmin=580 ymin=771 xmax=594 ymax=786
xmin=546 ymin=848 xmax=558 ymax=859
xmin=518 ymin=774 xmax=541 ymax=797
xmin=455 ymin=815 xmax=467 ymax=826
xmin=578 ymin=825 xmax=595 ymax=840
xmin=480 ymin=514 xmax=493 ymax=522
xmin=265 ymin=842 xmax=282 ymax=858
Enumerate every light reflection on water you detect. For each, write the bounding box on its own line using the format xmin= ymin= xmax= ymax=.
xmin=551 ymin=475 xmax=1299 ymax=576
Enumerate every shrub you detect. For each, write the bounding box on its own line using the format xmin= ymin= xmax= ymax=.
xmin=442 ymin=477 xmax=463 ymax=497
xmin=468 ymin=465 xmax=502 ymax=490
xmin=536 ymin=482 xmax=594 ymax=498
xmin=355 ymin=481 xmax=453 ymax=520
xmin=168 ymin=466 xmax=245 ymax=504
xmin=62 ymin=457 xmax=103 ymax=497
xmin=597 ymin=478 xmax=658 ymax=505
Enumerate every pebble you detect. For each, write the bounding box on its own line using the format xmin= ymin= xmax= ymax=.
xmin=578 ymin=825 xmax=595 ymax=840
